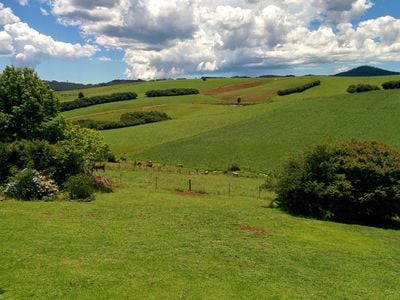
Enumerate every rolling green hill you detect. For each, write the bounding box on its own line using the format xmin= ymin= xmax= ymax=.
xmin=60 ymin=75 xmax=400 ymax=172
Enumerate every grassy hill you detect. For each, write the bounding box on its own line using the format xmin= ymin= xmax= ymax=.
xmin=59 ymin=75 xmax=400 ymax=172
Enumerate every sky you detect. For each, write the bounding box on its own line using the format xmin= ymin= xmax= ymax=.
xmin=0 ymin=0 xmax=400 ymax=83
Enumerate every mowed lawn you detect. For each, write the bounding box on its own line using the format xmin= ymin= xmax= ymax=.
xmin=1 ymin=171 xmax=400 ymax=299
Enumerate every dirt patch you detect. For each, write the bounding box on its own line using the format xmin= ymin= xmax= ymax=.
xmin=202 ymin=82 xmax=263 ymax=96
xmin=239 ymin=224 xmax=268 ymax=235
xmin=176 ymin=191 xmax=208 ymax=197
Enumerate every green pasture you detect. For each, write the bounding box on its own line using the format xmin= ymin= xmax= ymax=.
xmin=59 ymin=75 xmax=400 ymax=172
xmin=98 ymin=90 xmax=400 ymax=172
xmin=1 ymin=168 xmax=399 ymax=299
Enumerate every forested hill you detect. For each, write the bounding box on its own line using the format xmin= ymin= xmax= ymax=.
xmin=44 ymin=79 xmax=145 ymax=91
xmin=335 ymin=65 xmax=400 ymax=77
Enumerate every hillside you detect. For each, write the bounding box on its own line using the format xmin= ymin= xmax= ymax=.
xmin=335 ymin=65 xmax=400 ymax=77
xmin=58 ymin=74 xmax=400 ymax=172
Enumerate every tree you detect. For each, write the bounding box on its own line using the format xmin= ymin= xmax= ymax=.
xmin=78 ymin=91 xmax=85 ymax=98
xmin=237 ymin=97 xmax=241 ymax=105
xmin=57 ymin=123 xmax=112 ymax=172
xmin=0 ymin=66 xmax=60 ymax=141
xmin=277 ymin=140 xmax=400 ymax=225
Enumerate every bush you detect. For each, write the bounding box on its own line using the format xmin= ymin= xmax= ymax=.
xmin=63 ymin=174 xmax=96 ymax=200
xmin=382 ymin=81 xmax=400 ymax=90
xmin=60 ymin=92 xmax=137 ymax=111
xmin=277 ymin=139 xmax=400 ymax=224
xmin=63 ymin=173 xmax=113 ymax=200
xmin=228 ymin=163 xmax=240 ymax=172
xmin=347 ymin=84 xmax=380 ymax=93
xmin=4 ymin=168 xmax=59 ymax=200
xmin=145 ymin=88 xmax=199 ymax=97
xmin=277 ymin=80 xmax=320 ymax=96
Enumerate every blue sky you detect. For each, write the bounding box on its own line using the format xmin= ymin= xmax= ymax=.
xmin=1 ymin=0 xmax=400 ymax=83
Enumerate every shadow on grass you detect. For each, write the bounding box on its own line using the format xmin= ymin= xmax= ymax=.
xmin=275 ymin=207 xmax=400 ymax=230
xmin=0 ymin=287 xmax=5 ymax=295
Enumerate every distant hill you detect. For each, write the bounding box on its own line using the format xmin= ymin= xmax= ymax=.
xmin=335 ymin=66 xmax=400 ymax=77
xmin=44 ymin=79 xmax=145 ymax=91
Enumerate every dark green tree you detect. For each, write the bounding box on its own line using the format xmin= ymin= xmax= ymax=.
xmin=0 ymin=66 xmax=60 ymax=141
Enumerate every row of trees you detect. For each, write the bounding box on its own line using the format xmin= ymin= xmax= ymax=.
xmin=60 ymin=92 xmax=137 ymax=111
xmin=347 ymin=84 xmax=380 ymax=93
xmin=145 ymin=88 xmax=199 ymax=97
xmin=277 ymin=80 xmax=321 ymax=96
xmin=382 ymin=80 xmax=400 ymax=90
xmin=76 ymin=111 xmax=170 ymax=130
xmin=346 ymin=80 xmax=400 ymax=93
xmin=0 ymin=66 xmax=112 ymax=200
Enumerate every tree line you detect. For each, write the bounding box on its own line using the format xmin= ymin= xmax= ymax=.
xmin=60 ymin=92 xmax=138 ymax=111
xmin=277 ymin=80 xmax=321 ymax=96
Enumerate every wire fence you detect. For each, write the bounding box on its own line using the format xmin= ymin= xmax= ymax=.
xmin=105 ymin=162 xmax=274 ymax=200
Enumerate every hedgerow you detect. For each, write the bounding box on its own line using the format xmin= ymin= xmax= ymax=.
xmin=145 ymin=88 xmax=199 ymax=97
xmin=382 ymin=81 xmax=400 ymax=90
xmin=60 ymin=92 xmax=138 ymax=111
xmin=346 ymin=84 xmax=380 ymax=93
xmin=277 ymin=80 xmax=321 ymax=96
xmin=76 ymin=111 xmax=170 ymax=130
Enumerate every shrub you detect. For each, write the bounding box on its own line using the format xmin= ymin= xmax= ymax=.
xmin=347 ymin=84 xmax=380 ymax=93
xmin=228 ymin=163 xmax=240 ymax=172
xmin=277 ymin=80 xmax=320 ymax=96
xmin=145 ymin=88 xmax=199 ymax=97
xmin=277 ymin=139 xmax=400 ymax=224
xmin=382 ymin=81 xmax=400 ymax=90
xmin=4 ymin=168 xmax=58 ymax=200
xmin=63 ymin=173 xmax=113 ymax=200
xmin=60 ymin=92 xmax=138 ymax=111
xmin=63 ymin=174 xmax=96 ymax=200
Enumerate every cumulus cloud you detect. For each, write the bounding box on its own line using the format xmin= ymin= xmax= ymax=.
xmin=0 ymin=3 xmax=20 ymax=25
xmin=9 ymin=0 xmax=400 ymax=78
xmin=0 ymin=3 xmax=97 ymax=66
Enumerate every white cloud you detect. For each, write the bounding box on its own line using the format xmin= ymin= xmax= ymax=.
xmin=0 ymin=3 xmax=20 ymax=25
xmin=0 ymin=3 xmax=97 ymax=65
xmin=17 ymin=0 xmax=29 ymax=6
xmin=98 ymin=56 xmax=111 ymax=61
xmin=7 ymin=0 xmax=400 ymax=78
xmin=40 ymin=7 xmax=49 ymax=16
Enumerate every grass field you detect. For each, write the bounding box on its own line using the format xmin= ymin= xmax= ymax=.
xmin=1 ymin=169 xmax=399 ymax=299
xmin=2 ymin=75 xmax=400 ymax=299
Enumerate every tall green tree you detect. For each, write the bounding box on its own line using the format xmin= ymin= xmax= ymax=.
xmin=0 ymin=66 xmax=59 ymax=141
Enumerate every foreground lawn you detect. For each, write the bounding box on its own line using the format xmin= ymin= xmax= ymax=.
xmin=1 ymin=173 xmax=399 ymax=299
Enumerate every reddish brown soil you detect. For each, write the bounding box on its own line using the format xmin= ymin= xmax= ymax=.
xmin=202 ymin=82 xmax=263 ymax=96
xmin=239 ymin=224 xmax=268 ymax=235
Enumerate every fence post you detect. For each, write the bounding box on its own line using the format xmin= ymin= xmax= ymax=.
xmin=155 ymin=177 xmax=158 ymax=190
xmin=258 ymin=186 xmax=261 ymax=199
xmin=189 ymin=179 xmax=192 ymax=192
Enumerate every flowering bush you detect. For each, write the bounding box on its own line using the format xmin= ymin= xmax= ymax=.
xmin=4 ymin=168 xmax=59 ymax=200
